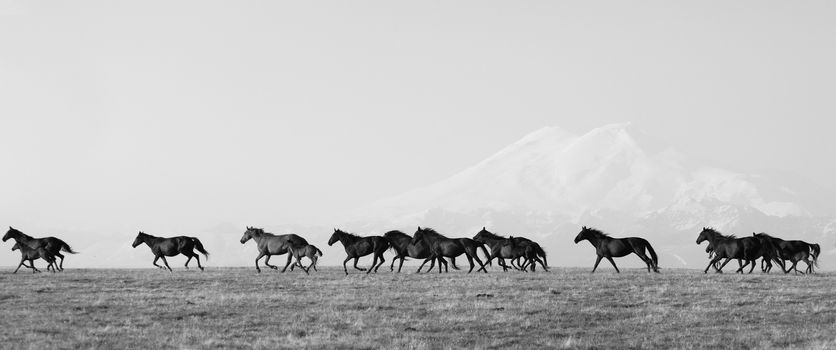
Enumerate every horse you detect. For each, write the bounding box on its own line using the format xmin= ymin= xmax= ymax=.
xmin=3 ymin=227 xmax=76 ymax=271
xmin=473 ymin=228 xmax=548 ymax=271
xmin=749 ymin=232 xmax=787 ymax=273
xmin=383 ymin=230 xmax=438 ymax=273
xmin=696 ymin=227 xmax=760 ymax=274
xmin=574 ymin=226 xmax=659 ymax=273
xmin=486 ymin=236 xmax=541 ymax=272
xmin=288 ymin=244 xmax=323 ymax=273
xmin=411 ymin=227 xmax=489 ymax=273
xmin=240 ymin=227 xmax=309 ymax=273
xmin=132 ymin=231 xmax=209 ymax=272
xmin=11 ymin=242 xmax=57 ymax=273
xmin=328 ymin=229 xmax=390 ymax=275
xmin=752 ymin=233 xmax=818 ymax=274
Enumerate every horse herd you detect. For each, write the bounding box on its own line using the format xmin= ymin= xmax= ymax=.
xmin=1 ymin=225 xmax=823 ymax=275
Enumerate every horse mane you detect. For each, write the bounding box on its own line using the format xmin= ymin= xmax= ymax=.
xmin=584 ymin=227 xmax=611 ymax=238
xmin=419 ymin=227 xmax=449 ymax=239
xmin=754 ymin=232 xmax=775 ymax=239
xmin=8 ymin=227 xmax=33 ymax=240
xmin=335 ymin=229 xmax=362 ymax=239
xmin=383 ymin=230 xmax=408 ymax=239
xmin=703 ymin=227 xmax=736 ymax=240
xmin=477 ymin=229 xmax=505 ymax=240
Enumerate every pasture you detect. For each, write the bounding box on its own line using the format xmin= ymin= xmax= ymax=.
xmin=0 ymin=267 xmax=834 ymax=349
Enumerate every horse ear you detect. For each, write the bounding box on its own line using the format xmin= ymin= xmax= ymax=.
xmin=482 ymin=226 xmax=486 ymax=230
xmin=417 ymin=226 xmax=421 ymax=230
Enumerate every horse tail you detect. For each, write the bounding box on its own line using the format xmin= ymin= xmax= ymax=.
xmin=191 ymin=237 xmax=210 ymax=259
xmin=378 ymin=237 xmax=391 ymax=252
xmin=810 ymin=244 xmax=820 ymax=267
xmin=58 ymin=239 xmax=77 ymax=254
xmin=534 ymin=243 xmax=548 ymax=267
xmin=645 ymin=241 xmax=659 ymax=269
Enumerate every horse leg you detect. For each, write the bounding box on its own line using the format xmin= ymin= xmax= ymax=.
xmin=55 ymin=252 xmax=65 ymax=271
xmin=375 ymin=253 xmax=385 ymax=273
xmin=366 ymin=254 xmax=378 ymax=274
xmin=280 ymin=253 xmax=293 ymax=272
xmin=254 ymin=252 xmax=265 ymax=273
xmin=264 ymin=254 xmax=279 ymax=270
xmin=294 ymin=254 xmax=309 ymax=275
xmin=464 ymin=254 xmax=475 ymax=273
xmin=184 ymin=255 xmax=193 ymax=270
xmin=160 ymin=256 xmax=173 ymax=272
xmin=29 ymin=260 xmax=40 ymax=273
xmin=748 ymin=259 xmax=756 ymax=274
xmin=390 ymin=255 xmax=398 ymax=272
xmin=152 ymin=256 xmax=164 ymax=270
xmin=414 ymin=258 xmax=426 ymax=273
xmin=194 ymin=254 xmax=204 ymax=271
xmin=342 ymin=257 xmax=351 ymax=275
xmin=735 ymin=259 xmax=746 ymax=274
xmin=468 ymin=249 xmax=487 ymax=273
xmin=14 ymin=259 xmax=26 ymax=273
xmin=716 ymin=258 xmax=736 ymax=273
xmin=353 ymin=257 xmax=366 ymax=271
xmin=633 ymin=251 xmax=653 ymax=273
xmin=605 ymin=257 xmax=620 ymax=273
xmin=437 ymin=257 xmax=448 ymax=273
xmin=591 ymin=255 xmax=603 ymax=273
xmin=450 ymin=257 xmax=460 ymax=270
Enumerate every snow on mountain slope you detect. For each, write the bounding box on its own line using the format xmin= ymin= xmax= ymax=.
xmin=352 ymin=123 xmax=806 ymax=226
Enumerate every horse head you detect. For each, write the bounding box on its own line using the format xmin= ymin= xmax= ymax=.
xmin=696 ymin=227 xmax=714 ymax=245
xmin=472 ymin=227 xmax=491 ymax=243
xmin=11 ymin=241 xmax=20 ymax=251
xmin=327 ymin=229 xmax=341 ymax=246
xmin=574 ymin=226 xmax=591 ymax=244
xmin=3 ymin=226 xmax=18 ymax=242
xmin=131 ymin=232 xmax=146 ymax=248
xmin=240 ymin=227 xmax=259 ymax=244
xmin=411 ymin=227 xmax=426 ymax=246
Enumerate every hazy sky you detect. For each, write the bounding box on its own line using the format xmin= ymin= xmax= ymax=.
xmin=2 ymin=1 xmax=836 ymax=234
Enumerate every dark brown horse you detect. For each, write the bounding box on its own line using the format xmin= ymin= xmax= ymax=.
xmin=383 ymin=230 xmax=438 ymax=273
xmin=411 ymin=227 xmax=489 ymax=273
xmin=3 ymin=227 xmax=76 ymax=271
xmin=696 ymin=228 xmax=760 ymax=274
xmin=473 ymin=228 xmax=548 ymax=271
xmin=328 ymin=229 xmax=390 ymax=275
xmin=12 ymin=241 xmax=57 ymax=273
xmin=132 ymin=232 xmax=209 ymax=271
xmin=753 ymin=232 xmax=818 ymax=274
xmin=240 ymin=227 xmax=309 ymax=273
xmin=574 ymin=226 xmax=659 ymax=273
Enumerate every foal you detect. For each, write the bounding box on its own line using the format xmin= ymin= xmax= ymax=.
xmin=12 ymin=242 xmax=57 ymax=273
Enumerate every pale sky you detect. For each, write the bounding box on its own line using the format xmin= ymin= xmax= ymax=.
xmin=2 ymin=1 xmax=836 ymax=235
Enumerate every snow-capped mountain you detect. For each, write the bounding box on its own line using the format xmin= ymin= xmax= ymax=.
xmin=345 ymin=123 xmax=834 ymax=270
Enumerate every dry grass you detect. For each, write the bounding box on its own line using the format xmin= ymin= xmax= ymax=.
xmin=0 ymin=266 xmax=834 ymax=349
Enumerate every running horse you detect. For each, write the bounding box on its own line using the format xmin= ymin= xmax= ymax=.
xmin=328 ymin=229 xmax=390 ymax=275
xmin=574 ymin=226 xmax=659 ymax=273
xmin=411 ymin=227 xmax=490 ymax=273
xmin=132 ymin=231 xmax=210 ymax=271
xmin=3 ymin=227 xmax=76 ymax=271
xmin=11 ymin=241 xmax=57 ymax=273
xmin=383 ymin=230 xmax=438 ymax=273
xmin=240 ymin=227 xmax=309 ymax=273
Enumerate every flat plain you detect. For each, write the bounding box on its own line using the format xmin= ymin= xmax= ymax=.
xmin=0 ymin=266 xmax=834 ymax=349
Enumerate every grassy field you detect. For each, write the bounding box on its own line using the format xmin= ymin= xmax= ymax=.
xmin=0 ymin=266 xmax=834 ymax=349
